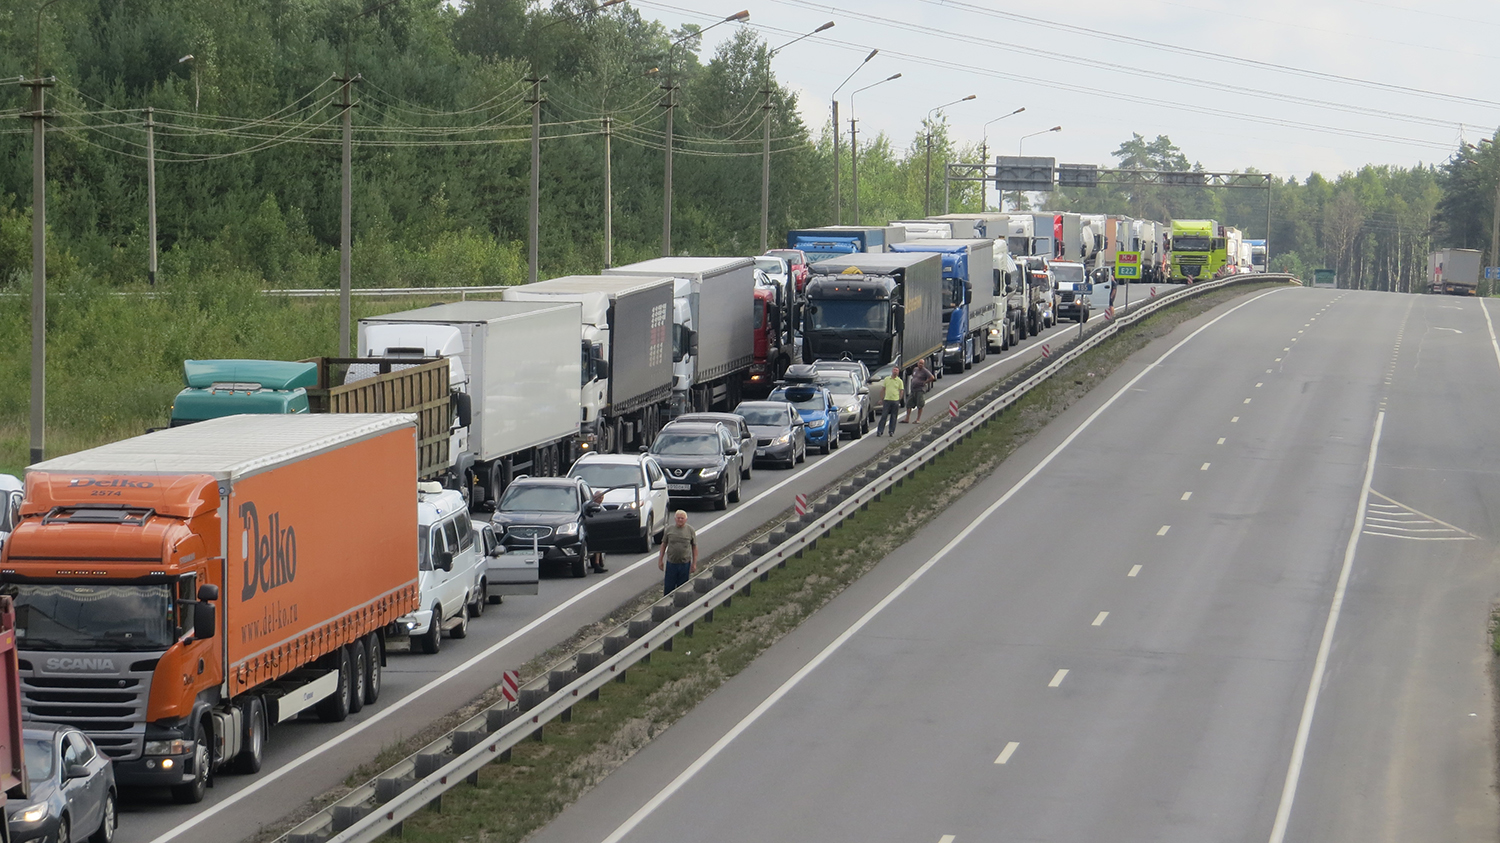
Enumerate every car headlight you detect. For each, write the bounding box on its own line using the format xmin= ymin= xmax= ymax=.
xmin=16 ymin=803 xmax=49 ymax=823
xmin=772 ymin=433 xmax=791 ymax=445
xmin=699 ymin=466 xmax=722 ymax=480
xmin=145 ymin=739 xmax=190 ymax=756
xmin=618 ymin=499 xmax=641 ymax=510
xmin=945 ymin=343 xmax=962 ymax=353
xmin=555 ymin=522 xmax=579 ymax=536
xmin=808 ymin=419 xmax=826 ymax=429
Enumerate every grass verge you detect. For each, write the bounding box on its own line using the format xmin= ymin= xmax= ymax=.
xmin=262 ymin=282 xmax=1285 ymax=843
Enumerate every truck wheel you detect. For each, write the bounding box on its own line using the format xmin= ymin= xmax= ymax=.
xmin=450 ymin=602 xmax=470 ymax=639
xmin=232 ymin=697 xmax=265 ymax=774
xmin=348 ymin=640 xmax=368 ymax=714
xmin=418 ymin=607 xmax=442 ymax=654
xmin=364 ymin=633 xmax=383 ymax=704
xmin=316 ymin=647 xmax=352 ymax=722
xmin=469 ymin=579 xmax=487 ymax=618
xmin=171 ymin=720 xmax=210 ymax=804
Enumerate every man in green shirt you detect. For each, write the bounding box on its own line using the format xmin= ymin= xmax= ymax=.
xmin=875 ymin=369 xmax=904 ymax=436
xmin=658 ymin=509 xmax=698 ymax=594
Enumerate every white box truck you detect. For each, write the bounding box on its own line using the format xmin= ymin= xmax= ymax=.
xmin=501 ymin=275 xmax=675 ymax=453
xmin=358 ymin=301 xmax=582 ymax=507
xmin=1430 ymin=248 xmax=1482 ymax=296
xmin=606 ymin=257 xmax=757 ymax=414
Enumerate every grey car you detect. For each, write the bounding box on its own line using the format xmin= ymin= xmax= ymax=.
xmin=733 ymin=401 xmax=807 ymax=468
xmin=7 ymin=725 xmax=117 ymax=843
xmin=669 ymin=413 xmax=755 ymax=480
xmin=814 ymin=371 xmax=870 ymax=438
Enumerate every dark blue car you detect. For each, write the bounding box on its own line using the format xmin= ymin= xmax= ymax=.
xmin=768 ymin=384 xmax=840 ymax=454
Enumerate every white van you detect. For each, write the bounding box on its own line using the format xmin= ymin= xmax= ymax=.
xmin=399 ymin=483 xmax=487 ymax=654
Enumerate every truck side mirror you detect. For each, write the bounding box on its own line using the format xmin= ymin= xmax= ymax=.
xmin=893 ymin=307 xmax=905 ymax=332
xmin=594 ymin=359 xmax=610 ymax=380
xmin=688 ymin=329 xmax=699 ymax=357
xmin=197 ymin=584 xmax=219 ymax=601
xmin=194 ymin=602 xmax=217 ymax=641
xmin=453 ymin=392 xmax=473 ymax=428
xmin=963 ymin=282 xmax=973 ymax=305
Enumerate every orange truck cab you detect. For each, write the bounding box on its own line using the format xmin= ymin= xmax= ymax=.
xmin=0 ymin=415 xmax=418 ymax=803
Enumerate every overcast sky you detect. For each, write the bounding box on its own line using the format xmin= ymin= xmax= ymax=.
xmin=631 ymin=0 xmax=1500 ymax=181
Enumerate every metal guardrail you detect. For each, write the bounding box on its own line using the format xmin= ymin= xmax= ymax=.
xmin=280 ymin=273 xmax=1290 ymax=843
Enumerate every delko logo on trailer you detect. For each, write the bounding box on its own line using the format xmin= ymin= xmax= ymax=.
xmin=239 ymin=501 xmax=298 ymax=601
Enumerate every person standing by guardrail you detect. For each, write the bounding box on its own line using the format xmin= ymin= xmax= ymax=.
xmin=875 ymin=368 xmax=904 ymax=437
xmin=658 ymin=509 xmax=698 ymax=594
xmin=904 ymin=359 xmax=934 ymax=424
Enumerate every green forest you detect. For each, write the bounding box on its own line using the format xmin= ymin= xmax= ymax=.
xmin=0 ymin=0 xmax=1497 ymax=468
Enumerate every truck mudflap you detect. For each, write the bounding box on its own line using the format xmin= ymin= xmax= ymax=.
xmin=488 ymin=549 xmax=541 ymax=596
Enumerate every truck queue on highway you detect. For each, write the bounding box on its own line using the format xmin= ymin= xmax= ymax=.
xmin=0 ymin=206 xmax=1267 ymax=839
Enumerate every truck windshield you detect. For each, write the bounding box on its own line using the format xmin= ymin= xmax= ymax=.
xmin=1173 ymin=236 xmax=1211 ymax=251
xmin=1052 ymin=264 xmax=1086 ymax=284
xmin=943 ymin=277 xmax=964 ymax=310
xmin=807 ymin=300 xmax=887 ymax=332
xmin=12 ymin=583 xmax=174 ymax=651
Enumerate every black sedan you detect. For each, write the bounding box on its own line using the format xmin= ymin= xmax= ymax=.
xmin=647 ymin=422 xmax=744 ymax=510
xmin=733 ymin=401 xmax=807 ymax=468
xmin=7 ymin=725 xmax=116 ymax=843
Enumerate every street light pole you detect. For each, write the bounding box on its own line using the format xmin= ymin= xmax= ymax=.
xmin=979 ymin=107 xmax=1025 ymax=212
xmin=762 ymin=21 xmax=833 ymax=252
xmin=924 ymin=94 xmax=976 ymax=217
xmin=177 ymin=54 xmax=198 ymax=112
xmin=662 ymin=10 xmax=749 ymax=256
xmin=831 ymin=48 xmax=877 ymax=226
xmin=849 ymin=72 xmax=900 ymax=225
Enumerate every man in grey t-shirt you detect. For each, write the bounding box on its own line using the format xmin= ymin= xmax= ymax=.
xmin=658 ymin=509 xmax=698 ymax=594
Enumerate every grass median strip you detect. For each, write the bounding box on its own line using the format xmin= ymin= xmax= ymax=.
xmin=290 ymin=282 xmax=1283 ymax=843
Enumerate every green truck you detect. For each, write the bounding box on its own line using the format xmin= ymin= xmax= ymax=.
xmin=168 ymin=357 xmax=453 ymax=479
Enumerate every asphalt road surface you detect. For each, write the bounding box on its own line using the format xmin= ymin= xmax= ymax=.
xmin=529 ymin=287 xmax=1500 ymax=843
xmin=119 ymin=284 xmax=1183 ymax=843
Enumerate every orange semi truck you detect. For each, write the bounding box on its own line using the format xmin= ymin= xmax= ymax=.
xmin=0 ymin=415 xmax=418 ymax=803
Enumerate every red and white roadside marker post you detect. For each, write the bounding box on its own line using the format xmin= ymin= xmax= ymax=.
xmin=502 ymin=670 xmax=520 ymax=703
xmin=948 ymin=399 xmax=959 ymax=418
xmin=794 ymin=493 xmax=809 ymax=517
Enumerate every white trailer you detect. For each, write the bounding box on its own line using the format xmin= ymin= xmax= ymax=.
xmin=359 ymin=301 xmax=582 ymax=507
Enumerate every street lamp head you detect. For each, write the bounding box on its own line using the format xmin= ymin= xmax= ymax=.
xmin=178 ymin=54 xmax=194 ymax=64
xmin=1050 ymin=125 xmax=1062 ymax=132
xmin=1012 ymin=106 xmax=1025 ymax=115
xmin=815 ymin=21 xmax=835 ymax=32
xmin=599 ymin=0 xmax=625 ymax=8
xmin=727 ymin=9 xmax=750 ymax=21
xmin=885 ymin=72 xmax=901 ymax=81
xmin=962 ymin=94 xmax=977 ymax=102
xmin=863 ymin=48 xmax=878 ymax=63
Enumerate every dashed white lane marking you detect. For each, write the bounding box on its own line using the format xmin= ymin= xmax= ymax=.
xmin=1244 ymin=398 xmax=1252 ymax=404
xmin=1128 ymin=565 xmax=1142 ymax=577
xmin=1256 ymin=382 xmax=1263 ymax=387
xmin=1284 ymin=347 xmax=1290 ymax=351
xmin=1201 ymin=462 xmax=1211 ymax=470
xmin=1092 ymin=612 xmax=1109 ymax=627
xmin=1217 ymin=438 xmax=1226 ymax=445
xmin=1231 ymin=416 xmax=1239 ymax=422
xmin=995 ymin=743 xmax=1019 ymax=765
xmin=1049 ymin=669 xmax=1069 ymax=688
xmin=1275 ymin=357 xmax=1282 ymax=362
xmin=1181 ymin=492 xmax=1192 ymax=500
xmin=1157 ymin=525 xmax=1171 ymax=536
xmin=939 ymin=836 xmax=957 ymax=843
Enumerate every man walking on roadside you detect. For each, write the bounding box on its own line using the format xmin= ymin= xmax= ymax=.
xmin=658 ymin=509 xmax=698 ymax=595
xmin=876 ymin=367 xmax=904 ymax=437
xmin=904 ymin=359 xmax=934 ymax=424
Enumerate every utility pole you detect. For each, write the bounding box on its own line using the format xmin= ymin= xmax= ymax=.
xmin=924 ymin=129 xmax=933 ymax=217
xmin=145 ymin=108 xmax=158 ymax=285
xmin=979 ymin=140 xmax=987 ymax=212
xmin=338 ymin=72 xmax=355 ymax=356
xmin=603 ymin=115 xmax=613 ymax=268
xmin=25 ymin=72 xmax=53 ymax=465
xmin=1490 ymin=182 xmax=1500 ymax=296
xmin=526 ymin=75 xmax=546 ymax=284
xmin=660 ymin=76 xmax=675 ymax=256
xmin=760 ymin=76 xmax=773 ymax=253
xmin=849 ymin=117 xmax=859 ymax=225
xmin=943 ymin=163 xmax=950 ymax=214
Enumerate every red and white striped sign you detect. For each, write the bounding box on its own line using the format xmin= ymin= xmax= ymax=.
xmin=794 ymin=493 xmax=809 ymax=516
xmin=948 ymin=399 xmax=960 ymax=418
xmin=1040 ymin=343 xmax=1052 ymax=359
xmin=501 ymin=670 xmax=520 ymax=703
xmin=1149 ymin=286 xmax=1157 ymax=297
xmin=1105 ymin=306 xmax=1115 ymax=320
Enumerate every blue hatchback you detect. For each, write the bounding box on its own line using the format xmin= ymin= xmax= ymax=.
xmin=768 ymin=385 xmax=841 ymax=454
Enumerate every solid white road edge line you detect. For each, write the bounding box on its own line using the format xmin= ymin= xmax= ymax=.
xmin=1479 ymin=298 xmax=1500 ymax=377
xmin=146 ymin=305 xmax=1070 ymax=843
xmin=596 ymin=288 xmax=1284 ymax=843
xmin=1265 ymin=410 xmax=1384 ymax=843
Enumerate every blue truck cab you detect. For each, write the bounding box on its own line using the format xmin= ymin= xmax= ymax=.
xmin=785 ymin=226 xmax=905 ymax=264
xmin=890 ymin=238 xmax=999 ymax=373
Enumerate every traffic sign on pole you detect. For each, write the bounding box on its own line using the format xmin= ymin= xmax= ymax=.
xmin=1115 ymin=251 xmax=1140 ymax=279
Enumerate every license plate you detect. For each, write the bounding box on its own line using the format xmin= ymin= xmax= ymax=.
xmin=755 ymin=448 xmax=766 ymax=456
xmin=667 ymin=483 xmax=691 ymax=491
